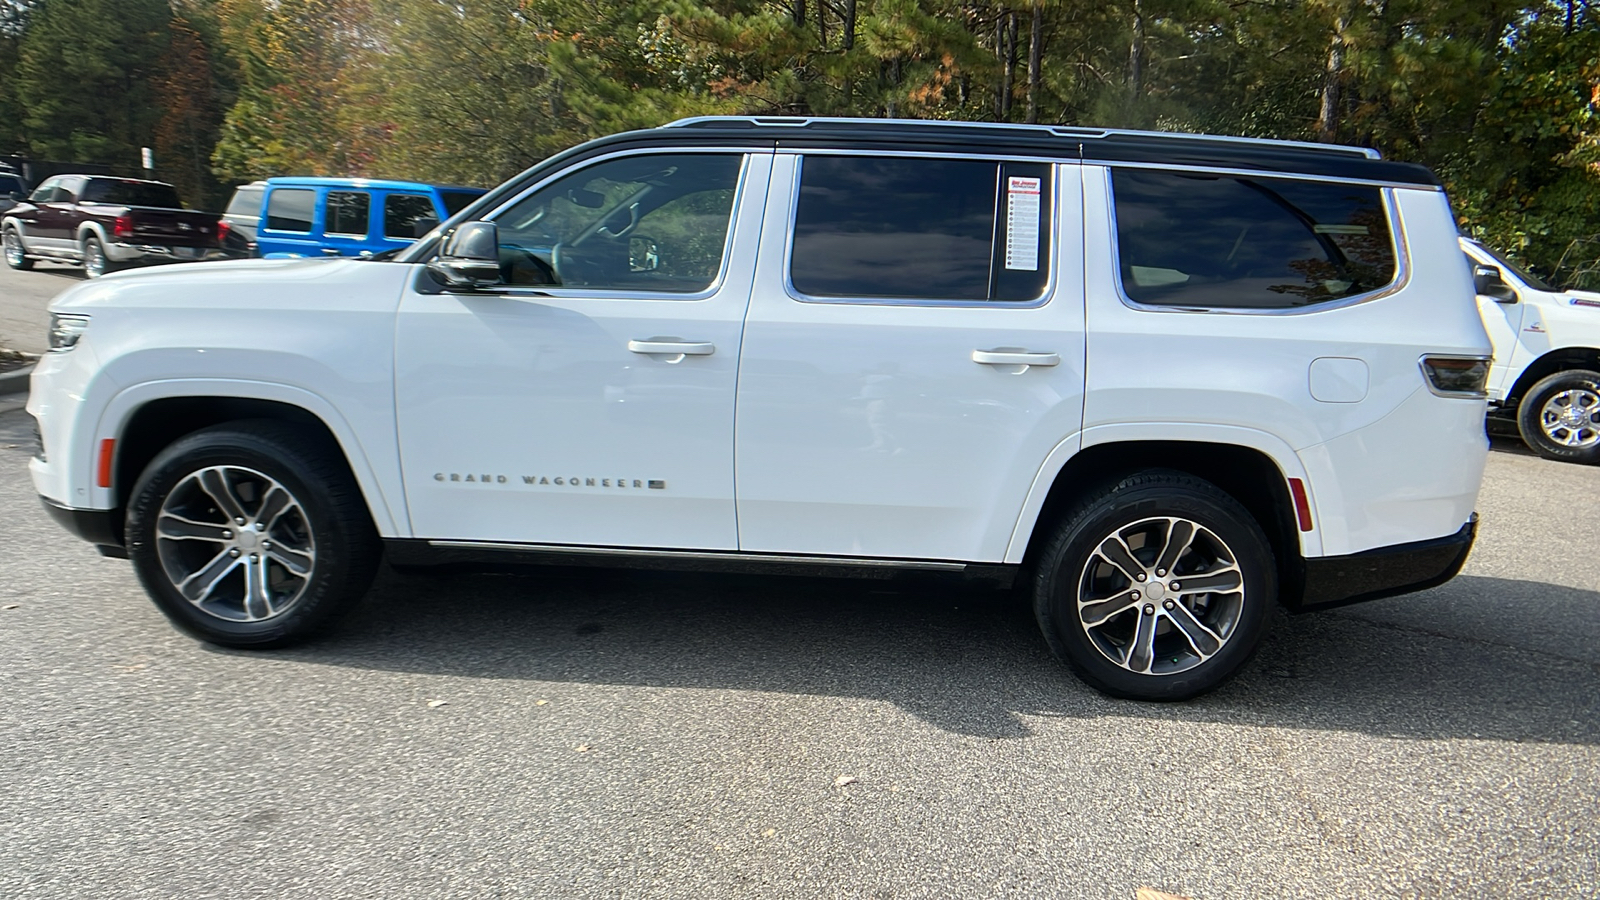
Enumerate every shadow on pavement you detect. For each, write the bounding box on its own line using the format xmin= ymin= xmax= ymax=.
xmin=241 ymin=565 xmax=1599 ymax=745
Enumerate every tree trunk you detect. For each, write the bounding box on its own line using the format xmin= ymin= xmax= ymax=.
xmin=1002 ymin=11 xmax=1018 ymax=118
xmin=843 ymin=0 xmax=856 ymax=49
xmin=1026 ymin=2 xmax=1042 ymax=123
xmin=1317 ymin=14 xmax=1347 ymax=143
xmin=1127 ymin=0 xmax=1144 ymax=102
xmin=995 ymin=10 xmax=1007 ymax=118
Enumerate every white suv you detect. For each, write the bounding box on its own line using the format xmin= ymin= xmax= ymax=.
xmin=1464 ymin=237 xmax=1600 ymax=463
xmin=27 ymin=118 xmax=1492 ymax=700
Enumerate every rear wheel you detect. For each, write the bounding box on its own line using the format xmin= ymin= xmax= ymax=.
xmin=125 ymin=421 xmax=381 ymax=647
xmin=1517 ymin=369 xmax=1600 ymax=465
xmin=3 ymin=225 xmax=32 ymax=270
xmin=1033 ymin=470 xmax=1275 ymax=701
xmin=81 ymin=234 xmax=114 ymax=278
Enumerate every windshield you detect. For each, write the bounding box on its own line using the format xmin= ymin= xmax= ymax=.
xmin=81 ymin=179 xmax=183 ymax=209
xmin=1470 ymin=240 xmax=1555 ymax=292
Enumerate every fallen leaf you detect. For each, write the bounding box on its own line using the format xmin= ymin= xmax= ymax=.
xmin=575 ymin=745 xmax=591 ymax=752
xmin=426 ymin=699 xmax=448 ymax=708
xmin=2 ymin=604 xmax=18 ymax=610
xmin=761 ymin=828 xmax=777 ymax=838
xmin=536 ymin=699 xmax=549 ymax=706
xmin=834 ymin=775 xmax=858 ymax=787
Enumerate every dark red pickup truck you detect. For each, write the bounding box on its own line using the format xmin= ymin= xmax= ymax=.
xmin=2 ymin=175 xmax=224 ymax=278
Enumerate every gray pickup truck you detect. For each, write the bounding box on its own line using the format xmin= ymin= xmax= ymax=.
xmin=2 ymin=175 xmax=222 ymax=277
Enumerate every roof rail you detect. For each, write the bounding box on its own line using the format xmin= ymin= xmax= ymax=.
xmin=660 ymin=116 xmax=1381 ymax=160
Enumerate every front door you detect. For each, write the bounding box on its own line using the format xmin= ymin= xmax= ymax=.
xmin=734 ymin=153 xmax=1087 ymax=562
xmin=395 ymin=151 xmax=770 ymax=550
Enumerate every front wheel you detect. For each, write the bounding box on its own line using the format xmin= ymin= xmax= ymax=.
xmin=1517 ymin=369 xmax=1600 ymax=464
xmin=125 ymin=421 xmax=381 ymax=647
xmin=3 ymin=225 xmax=33 ymax=270
xmin=1033 ymin=470 xmax=1276 ymax=701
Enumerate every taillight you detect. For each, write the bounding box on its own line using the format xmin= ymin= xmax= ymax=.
xmin=1420 ymin=355 xmax=1491 ymax=398
xmin=112 ymin=215 xmax=135 ymax=240
xmin=216 ymin=219 xmax=231 ymax=244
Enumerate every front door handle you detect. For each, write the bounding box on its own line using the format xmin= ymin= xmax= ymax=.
xmin=628 ymin=339 xmax=715 ymax=363
xmin=972 ymin=349 xmax=1060 ymax=368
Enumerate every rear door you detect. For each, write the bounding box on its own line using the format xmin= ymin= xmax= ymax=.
xmin=733 ymin=153 xmax=1087 ymax=562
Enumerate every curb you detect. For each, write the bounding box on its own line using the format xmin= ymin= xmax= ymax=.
xmin=0 ymin=362 xmax=35 ymax=396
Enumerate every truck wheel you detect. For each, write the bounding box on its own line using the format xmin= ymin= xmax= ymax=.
xmin=124 ymin=421 xmax=381 ymax=647
xmin=1517 ymin=369 xmax=1600 ymax=464
xmin=1033 ymin=470 xmax=1275 ymax=701
xmin=81 ymin=235 xmax=115 ymax=278
xmin=3 ymin=225 xmax=32 ymax=270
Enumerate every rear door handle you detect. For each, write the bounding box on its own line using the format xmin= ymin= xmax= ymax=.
xmin=972 ymin=349 xmax=1060 ymax=368
xmin=628 ymin=340 xmax=715 ymax=360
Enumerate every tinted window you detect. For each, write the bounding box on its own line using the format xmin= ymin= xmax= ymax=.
xmin=494 ymin=153 xmax=741 ymax=293
xmin=1111 ymin=169 xmax=1397 ymax=309
xmin=325 ymin=191 xmax=370 ymax=236
xmin=226 ymin=186 xmax=263 ymax=217
xmin=385 ymin=194 xmax=436 ymax=238
xmin=265 ymin=189 xmax=315 ymax=232
xmin=0 ymin=174 xmax=23 ymax=194
xmin=81 ymin=179 xmax=182 ymax=208
xmin=790 ymin=156 xmax=1051 ymax=301
xmin=440 ymin=191 xmax=480 ymax=216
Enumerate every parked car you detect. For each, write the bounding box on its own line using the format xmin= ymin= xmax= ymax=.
xmin=2 ymin=175 xmax=222 ymax=277
xmin=0 ymin=170 xmax=25 ymax=215
xmin=220 ymin=180 xmax=266 ymax=255
xmin=28 ymin=117 xmax=1491 ymax=701
xmin=1464 ymin=236 xmax=1600 ymax=463
xmin=254 ymin=177 xmax=485 ymax=258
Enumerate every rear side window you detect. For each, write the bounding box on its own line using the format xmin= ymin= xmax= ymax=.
xmin=384 ymin=194 xmax=436 ymax=238
xmin=325 ymin=191 xmax=370 ymax=236
xmin=790 ymin=156 xmax=1051 ymax=302
xmin=266 ymin=189 xmax=315 ymax=232
xmin=81 ymin=179 xmax=182 ymax=208
xmin=1111 ymin=169 xmax=1397 ymax=309
xmin=226 ymin=187 xmax=263 ymax=217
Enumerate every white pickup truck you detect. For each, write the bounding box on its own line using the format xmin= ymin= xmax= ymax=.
xmin=1465 ymin=237 xmax=1600 ymax=464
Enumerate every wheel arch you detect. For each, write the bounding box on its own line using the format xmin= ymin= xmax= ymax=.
xmin=1505 ymin=347 xmax=1600 ymax=407
xmin=96 ymin=381 xmax=404 ymax=538
xmin=1006 ymin=430 xmax=1311 ymax=609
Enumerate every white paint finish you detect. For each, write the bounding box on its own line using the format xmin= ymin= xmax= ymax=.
xmin=1083 ymin=169 xmax=1488 ymax=556
xmin=28 ymin=258 xmax=414 ymax=534
xmin=1462 ymin=237 xmax=1600 ymax=401
xmin=1308 ymin=357 xmax=1370 ymax=403
xmin=734 ymin=156 xmax=1086 ymax=562
xmin=392 ymin=154 xmax=772 ymax=550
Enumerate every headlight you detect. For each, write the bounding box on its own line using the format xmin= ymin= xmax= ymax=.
xmin=48 ymin=313 xmax=90 ymax=352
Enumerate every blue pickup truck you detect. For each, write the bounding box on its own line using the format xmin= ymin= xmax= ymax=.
xmin=254 ymin=177 xmax=485 ymax=258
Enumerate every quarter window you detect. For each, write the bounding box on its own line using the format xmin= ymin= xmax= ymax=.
xmin=1110 ymin=169 xmax=1397 ymax=309
xmin=493 ymin=153 xmax=742 ymax=293
xmin=265 ymin=189 xmax=315 ymax=233
xmin=384 ymin=193 xmax=437 ymax=239
xmin=325 ymin=191 xmax=370 ymax=237
xmin=789 ymin=156 xmax=1052 ymax=302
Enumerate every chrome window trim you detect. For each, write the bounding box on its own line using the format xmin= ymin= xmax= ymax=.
xmin=1093 ymin=158 xmax=1438 ymax=192
xmin=475 ymin=147 xmax=760 ymax=303
xmin=779 ymin=153 xmax=1064 ymax=309
xmin=1097 ymin=165 xmax=1412 ymax=317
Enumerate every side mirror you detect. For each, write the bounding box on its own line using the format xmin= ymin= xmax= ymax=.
xmin=1473 ymin=265 xmax=1517 ymax=303
xmin=427 ymin=221 xmax=503 ymax=289
xmin=412 ymin=216 xmax=439 ymax=238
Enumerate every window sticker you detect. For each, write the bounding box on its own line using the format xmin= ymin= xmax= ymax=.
xmin=1004 ymin=176 xmax=1041 ymax=271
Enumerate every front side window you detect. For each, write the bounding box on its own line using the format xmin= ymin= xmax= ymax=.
xmin=1111 ymin=169 xmax=1397 ymax=310
xmin=226 ymin=187 xmax=263 ymax=217
xmin=28 ymin=178 xmax=58 ymax=202
xmin=789 ymin=155 xmax=1053 ymax=302
xmin=493 ymin=153 xmax=742 ymax=293
xmin=440 ymin=191 xmax=480 ymax=217
xmin=385 ymin=193 xmax=436 ymax=239
xmin=325 ymin=191 xmax=370 ymax=236
xmin=265 ymin=189 xmax=315 ymax=233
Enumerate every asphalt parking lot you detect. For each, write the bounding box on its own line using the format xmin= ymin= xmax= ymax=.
xmin=2 ymin=268 xmax=1598 ymax=899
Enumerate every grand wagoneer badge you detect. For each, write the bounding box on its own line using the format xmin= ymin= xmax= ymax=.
xmin=434 ymin=472 xmax=665 ymax=490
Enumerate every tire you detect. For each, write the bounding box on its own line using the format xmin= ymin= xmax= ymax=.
xmin=81 ymin=234 xmax=114 ymax=278
xmin=1033 ymin=470 xmax=1276 ymax=701
xmin=124 ymin=420 xmax=381 ymax=647
xmin=1516 ymin=369 xmax=1600 ymax=464
xmin=3 ymin=225 xmax=33 ymax=270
